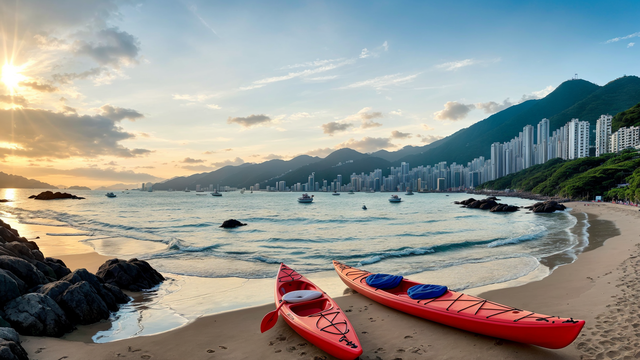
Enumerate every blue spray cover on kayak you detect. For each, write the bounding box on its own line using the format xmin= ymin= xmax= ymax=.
xmin=407 ymin=284 xmax=448 ymax=300
xmin=365 ymin=273 xmax=403 ymax=289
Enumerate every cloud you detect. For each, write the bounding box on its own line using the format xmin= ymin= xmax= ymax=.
xmin=182 ymin=157 xmax=204 ymax=164
xmin=206 ymin=104 xmax=221 ymax=110
xmin=104 ymin=161 xmax=118 ymax=166
xmin=605 ymin=32 xmax=640 ymax=43
xmin=19 ymin=167 xmax=162 ymax=183
xmin=359 ymin=41 xmax=389 ymax=59
xmin=433 ymin=101 xmax=475 ymax=121
xmin=249 ymin=60 xmax=354 ymax=87
xmin=100 ymin=104 xmax=144 ymax=121
xmin=211 ymin=157 xmax=245 ymax=168
xmin=302 ymin=148 xmax=333 ymax=157
xmin=19 ymin=81 xmax=58 ymax=92
xmin=281 ymin=59 xmax=345 ymax=69
xmin=628 ymin=42 xmax=635 ymax=48
xmin=417 ymin=134 xmax=444 ymax=144
xmin=436 ymin=59 xmax=476 ymax=71
xmin=422 ymin=124 xmax=435 ymax=131
xmin=51 ymin=67 xmax=108 ymax=85
xmin=0 ymin=108 xmax=151 ymax=159
xmin=227 ymin=114 xmax=272 ymax=127
xmin=390 ymin=130 xmax=412 ymax=139
xmin=336 ymin=137 xmax=396 ymax=153
xmin=340 ymin=73 xmax=419 ymax=90
xmin=263 ymin=154 xmax=283 ymax=160
xmin=188 ymin=4 xmax=219 ymax=37
xmin=172 ymin=93 xmax=216 ymax=102
xmin=74 ymin=27 xmax=141 ymax=67
xmin=389 ymin=109 xmax=402 ymax=116
xmin=306 ymin=75 xmax=338 ymax=81
xmin=181 ymin=165 xmax=215 ymax=172
xmin=322 ymin=121 xmax=353 ymax=135
xmin=475 ymin=98 xmax=514 ymax=114
xmin=0 ymin=95 xmax=29 ymax=107
xmin=290 ymin=112 xmax=312 ymax=120
xmin=521 ymin=85 xmax=555 ymax=101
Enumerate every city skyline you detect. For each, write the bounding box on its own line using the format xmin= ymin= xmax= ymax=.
xmin=1 ymin=0 xmax=639 ymax=188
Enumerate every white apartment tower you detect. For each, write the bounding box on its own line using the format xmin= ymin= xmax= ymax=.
xmin=537 ymin=118 xmax=550 ymax=164
xmin=595 ymin=115 xmax=612 ymax=156
xmin=610 ymin=126 xmax=640 ymax=153
xmin=522 ymin=125 xmax=535 ymax=169
xmin=568 ymin=119 xmax=590 ymax=159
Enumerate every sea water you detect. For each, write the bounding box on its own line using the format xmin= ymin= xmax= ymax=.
xmin=0 ymin=189 xmax=584 ymax=342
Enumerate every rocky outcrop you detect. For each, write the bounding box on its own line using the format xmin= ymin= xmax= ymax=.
xmin=455 ymin=197 xmax=519 ymax=213
xmin=220 ymin=219 xmax=247 ymax=228
xmin=58 ymin=281 xmax=110 ymax=325
xmin=0 ymin=327 xmax=28 ymax=360
xmin=524 ymin=200 xmax=567 ymax=213
xmin=28 ymin=191 xmax=85 ymax=200
xmin=0 ymin=219 xmax=162 ymax=339
xmin=3 ymin=293 xmax=72 ymax=337
xmin=97 ymin=258 xmax=165 ymax=292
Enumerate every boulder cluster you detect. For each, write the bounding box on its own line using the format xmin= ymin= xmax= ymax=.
xmin=220 ymin=219 xmax=247 ymax=229
xmin=28 ymin=191 xmax=85 ymax=200
xmin=0 ymin=219 xmax=164 ymax=359
xmin=454 ymin=197 xmax=519 ymax=212
xmin=524 ymin=200 xmax=567 ymax=213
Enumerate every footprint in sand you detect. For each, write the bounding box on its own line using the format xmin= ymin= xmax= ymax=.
xmin=206 ymin=349 xmax=215 ymax=353
xmin=218 ymin=346 xmax=228 ymax=350
xmin=140 ymin=355 xmax=152 ymax=360
xmin=404 ymin=335 xmax=413 ymax=339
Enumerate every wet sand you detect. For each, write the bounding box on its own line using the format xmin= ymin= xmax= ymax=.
xmin=19 ymin=202 xmax=640 ymax=359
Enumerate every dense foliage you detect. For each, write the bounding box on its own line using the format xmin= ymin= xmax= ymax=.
xmin=612 ymin=101 xmax=640 ymax=132
xmin=480 ymin=150 xmax=640 ymax=201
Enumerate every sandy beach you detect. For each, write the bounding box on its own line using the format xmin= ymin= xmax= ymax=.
xmin=14 ymin=202 xmax=640 ymax=360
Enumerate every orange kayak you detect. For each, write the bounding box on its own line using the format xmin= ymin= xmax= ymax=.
xmin=274 ymin=263 xmax=362 ymax=360
xmin=333 ymin=261 xmax=584 ymax=349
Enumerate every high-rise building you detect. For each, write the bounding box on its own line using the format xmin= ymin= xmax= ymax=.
xmin=522 ymin=125 xmax=534 ymax=168
xmin=537 ymin=118 xmax=549 ymax=164
xmin=611 ymin=126 xmax=640 ymax=153
xmin=568 ymin=119 xmax=590 ymax=159
xmin=490 ymin=142 xmax=503 ymax=180
xmin=596 ymin=115 xmax=613 ymax=156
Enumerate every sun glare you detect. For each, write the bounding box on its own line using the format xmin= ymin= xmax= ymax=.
xmin=1 ymin=63 xmax=26 ymax=92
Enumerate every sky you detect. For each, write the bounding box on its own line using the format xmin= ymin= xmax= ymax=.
xmin=0 ymin=0 xmax=638 ymax=188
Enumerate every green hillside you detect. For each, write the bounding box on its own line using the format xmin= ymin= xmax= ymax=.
xmin=395 ymin=76 xmax=640 ymax=168
xmin=612 ymin=101 xmax=640 ymax=132
xmin=480 ymin=149 xmax=640 ymax=201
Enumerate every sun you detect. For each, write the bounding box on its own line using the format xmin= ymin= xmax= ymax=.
xmin=1 ymin=63 xmax=27 ymax=92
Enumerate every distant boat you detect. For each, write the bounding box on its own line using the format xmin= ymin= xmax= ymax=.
xmin=348 ymin=190 xmax=355 ymax=194
xmin=405 ymin=188 xmax=414 ymax=195
xmin=240 ymin=188 xmax=246 ymax=194
xmin=332 ymin=191 xmax=340 ymax=196
xmin=298 ymin=193 xmax=313 ymax=203
xmin=362 ymin=205 xmax=367 ymax=210
xmin=184 ymin=187 xmax=190 ymax=192
xmin=211 ymin=189 xmax=222 ymax=197
xmin=389 ymin=194 xmax=402 ymax=203
xmin=105 ymin=192 xmax=117 ymax=198
xmin=369 ymin=189 xmax=375 ymax=193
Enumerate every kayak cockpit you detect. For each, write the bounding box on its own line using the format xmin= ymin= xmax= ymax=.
xmin=289 ymin=298 xmax=332 ymax=316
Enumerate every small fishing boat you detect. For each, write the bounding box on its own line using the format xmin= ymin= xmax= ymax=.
xmin=332 ymin=191 xmax=340 ymax=196
xmin=348 ymin=190 xmax=355 ymax=194
xmin=262 ymin=263 xmax=362 ymax=360
xmin=405 ymin=188 xmax=414 ymax=195
xmin=105 ymin=192 xmax=116 ymax=198
xmin=332 ymin=261 xmax=584 ymax=349
xmin=389 ymin=194 xmax=402 ymax=203
xmin=211 ymin=189 xmax=222 ymax=196
xmin=362 ymin=205 xmax=367 ymax=210
xmin=298 ymin=193 xmax=313 ymax=203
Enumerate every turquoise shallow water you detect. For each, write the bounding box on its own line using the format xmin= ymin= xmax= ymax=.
xmin=1 ymin=189 xmax=579 ymax=283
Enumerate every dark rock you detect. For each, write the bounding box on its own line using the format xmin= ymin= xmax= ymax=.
xmin=0 ymin=327 xmax=19 ymax=343
xmin=31 ymin=250 xmax=45 ymax=262
xmin=29 ymin=191 xmax=85 ymax=200
xmin=58 ymin=281 xmax=109 ymax=325
xmin=478 ymin=200 xmax=498 ymax=210
xmin=62 ymin=269 xmax=118 ymax=311
xmin=454 ymin=198 xmax=476 ymax=205
xmin=34 ymin=262 xmax=56 ymax=281
xmin=45 ymin=257 xmax=67 ymax=268
xmin=0 ymin=339 xmax=29 ymax=360
xmin=220 ymin=219 xmax=247 ymax=228
xmin=0 ymin=316 xmax=10 ymax=328
xmin=0 ymin=270 xmax=21 ymax=306
xmin=103 ymin=283 xmax=130 ymax=304
xmin=486 ymin=196 xmax=501 ymax=201
xmin=524 ymin=200 xmax=567 ymax=213
xmin=0 ymin=270 xmax=25 ymax=295
xmin=97 ymin=258 xmax=164 ymax=292
xmin=3 ymin=293 xmax=72 ymax=337
xmin=490 ymin=204 xmax=519 ymax=212
xmin=0 ymin=256 xmax=48 ymax=289
xmin=44 ymin=260 xmax=71 ymax=280
xmin=37 ymin=281 xmax=72 ymax=302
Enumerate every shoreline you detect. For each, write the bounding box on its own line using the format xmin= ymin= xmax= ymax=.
xmin=16 ymin=202 xmax=640 ymax=359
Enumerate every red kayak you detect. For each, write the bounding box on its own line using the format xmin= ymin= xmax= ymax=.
xmin=273 ymin=263 xmax=362 ymax=360
xmin=333 ymin=261 xmax=584 ymax=349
